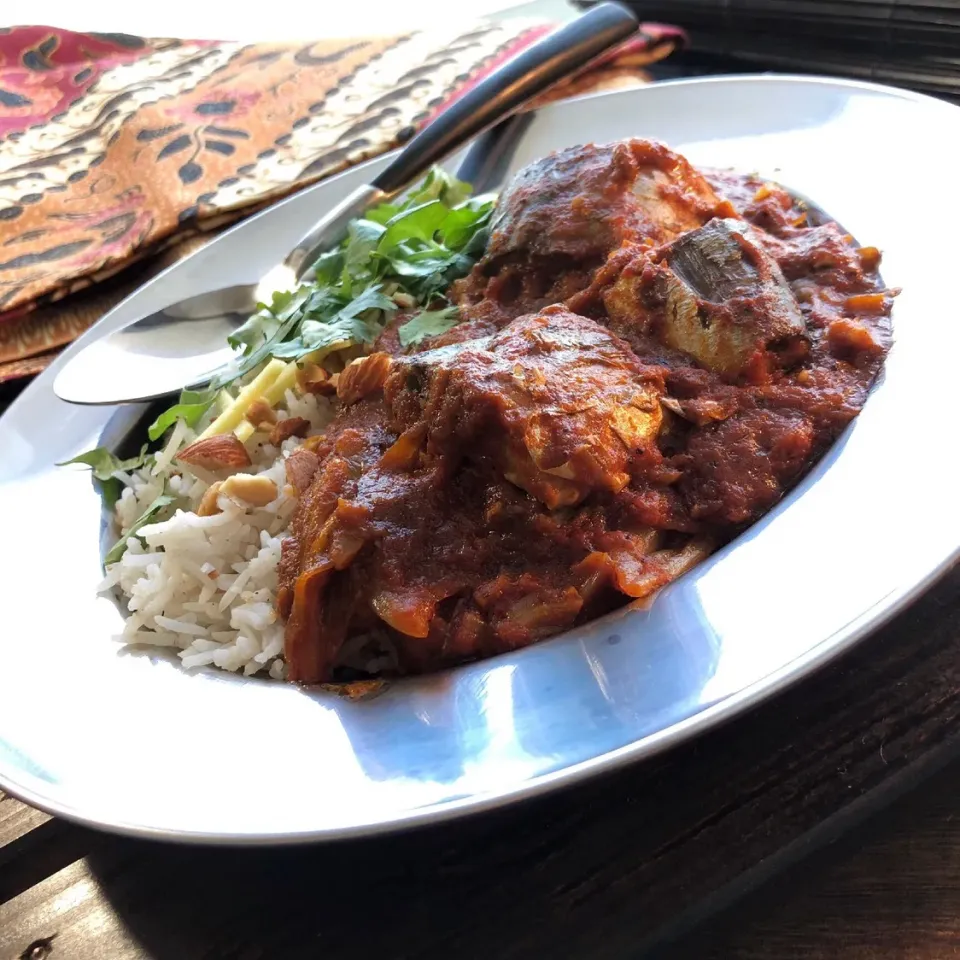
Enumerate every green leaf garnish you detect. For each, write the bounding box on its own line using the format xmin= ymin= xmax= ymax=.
xmin=227 ymin=309 xmax=277 ymax=355
xmin=140 ymin=166 xmax=491 ymax=442
xmin=147 ymin=388 xmax=216 ymax=441
xmin=104 ymin=492 xmax=176 ymax=566
xmin=345 ymin=219 xmax=386 ymax=271
xmin=399 ymin=305 xmax=461 ymax=348
xmin=405 ymin=168 xmax=473 ymax=207
xmin=378 ymin=201 xmax=450 ymax=252
xmin=438 ymin=195 xmax=495 ymax=250
xmin=310 ymin=247 xmax=346 ymax=285
xmin=363 ymin=203 xmax=402 ymax=226
xmin=58 ymin=444 xmax=149 ymax=481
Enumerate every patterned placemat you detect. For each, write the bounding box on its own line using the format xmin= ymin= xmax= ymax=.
xmin=0 ymin=21 xmax=685 ymax=387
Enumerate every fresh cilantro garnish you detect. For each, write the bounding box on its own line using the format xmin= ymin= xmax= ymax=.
xmin=399 ymin=305 xmax=461 ymax=348
xmin=58 ymin=445 xmax=149 ymax=480
xmin=219 ymin=170 xmax=494 ymax=381
xmin=158 ymin=169 xmax=494 ymax=421
xmin=268 ymin=284 xmax=395 ymax=361
xmin=147 ymin=388 xmax=217 ymax=441
xmin=405 ymin=167 xmax=473 ymax=207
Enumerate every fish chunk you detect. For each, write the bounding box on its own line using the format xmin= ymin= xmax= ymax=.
xmin=485 ymin=140 xmax=725 ymax=267
xmin=604 ymin=218 xmax=807 ymax=378
xmin=384 ymin=307 xmax=666 ymax=508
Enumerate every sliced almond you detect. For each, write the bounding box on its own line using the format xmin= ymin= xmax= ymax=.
xmin=269 ymin=417 xmax=310 ymax=447
xmin=177 ymin=435 xmax=252 ymax=471
xmin=196 ymin=481 xmax=223 ymax=517
xmin=245 ymin=399 xmax=277 ymax=428
xmin=220 ymin=473 xmax=278 ymax=507
xmin=337 ymin=352 xmax=391 ymax=406
xmin=296 ymin=361 xmax=337 ymax=396
xmin=284 ymin=448 xmax=320 ymax=494
xmin=392 ymin=291 xmax=416 ymax=309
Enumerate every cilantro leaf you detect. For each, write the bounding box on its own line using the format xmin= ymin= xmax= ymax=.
xmin=310 ymin=247 xmax=345 ymax=285
xmin=227 ymin=304 xmax=279 ymax=355
xmin=344 ymin=219 xmax=386 ymax=271
xmin=378 ymin=201 xmax=450 ymax=253
xmin=405 ymin=168 xmax=472 ymax=208
xmin=227 ymin=288 xmax=311 ymax=357
xmin=294 ymin=314 xmax=378 ymax=357
xmin=438 ymin=196 xmax=495 ymax=250
xmin=224 ymin=298 xmax=309 ymax=385
xmin=336 ymin=284 xmax=395 ymax=322
xmin=226 ymin=313 xmax=272 ymax=356
xmin=363 ymin=203 xmax=402 ymax=226
xmin=58 ymin=444 xmax=149 ymax=481
xmin=275 ymin=285 xmax=396 ymax=360
xmin=399 ymin=305 xmax=461 ymax=348
xmin=104 ymin=492 xmax=176 ymax=566
xmin=147 ymin=388 xmax=216 ymax=441
xmin=386 ymin=253 xmax=460 ymax=279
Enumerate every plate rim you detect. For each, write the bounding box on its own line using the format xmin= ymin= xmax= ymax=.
xmin=3 ymin=71 xmax=958 ymax=844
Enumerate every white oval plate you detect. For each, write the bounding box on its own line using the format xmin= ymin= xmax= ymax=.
xmin=2 ymin=76 xmax=958 ymax=843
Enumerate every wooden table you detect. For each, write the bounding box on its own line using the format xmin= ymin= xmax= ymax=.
xmin=2 ymin=561 xmax=958 ymax=959
xmin=676 ymin=757 xmax=960 ymax=959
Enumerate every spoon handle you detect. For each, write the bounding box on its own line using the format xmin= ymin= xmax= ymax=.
xmin=371 ymin=2 xmax=638 ymax=196
xmin=454 ymin=113 xmax=535 ymax=194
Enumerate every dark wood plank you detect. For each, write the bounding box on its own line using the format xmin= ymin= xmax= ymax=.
xmin=0 ymin=792 xmax=93 ymax=909
xmin=0 ymin=793 xmax=49 ymax=849
xmin=666 ymin=756 xmax=960 ymax=959
xmin=0 ymin=855 xmax=146 ymax=960
xmin=1 ymin=562 xmax=958 ymax=960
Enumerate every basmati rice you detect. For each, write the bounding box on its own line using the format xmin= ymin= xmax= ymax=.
xmin=101 ymin=393 xmax=334 ymax=678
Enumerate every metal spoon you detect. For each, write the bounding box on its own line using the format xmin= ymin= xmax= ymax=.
xmin=53 ymin=2 xmax=638 ymax=407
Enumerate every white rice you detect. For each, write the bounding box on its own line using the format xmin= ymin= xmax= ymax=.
xmin=100 ymin=393 xmax=335 ymax=678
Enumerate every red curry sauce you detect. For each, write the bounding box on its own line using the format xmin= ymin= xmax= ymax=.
xmin=277 ymin=141 xmax=893 ymax=683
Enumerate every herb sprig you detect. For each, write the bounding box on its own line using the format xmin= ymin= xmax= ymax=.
xmin=147 ymin=169 xmax=493 ymax=441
